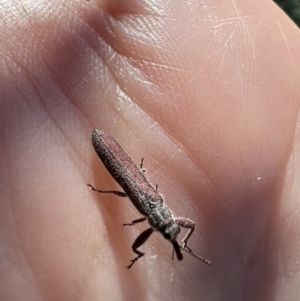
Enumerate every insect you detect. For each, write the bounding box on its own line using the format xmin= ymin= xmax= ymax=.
xmin=88 ymin=129 xmax=211 ymax=269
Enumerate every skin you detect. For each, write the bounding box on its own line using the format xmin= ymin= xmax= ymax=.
xmin=1 ymin=0 xmax=300 ymax=300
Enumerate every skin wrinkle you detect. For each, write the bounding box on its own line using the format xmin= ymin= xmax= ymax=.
xmin=266 ymin=0 xmax=296 ymax=71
